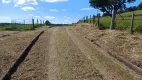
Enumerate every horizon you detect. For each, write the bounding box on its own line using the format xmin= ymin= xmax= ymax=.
xmin=0 ymin=0 xmax=141 ymax=24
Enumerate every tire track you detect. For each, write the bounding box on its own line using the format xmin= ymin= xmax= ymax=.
xmin=47 ymin=27 xmax=60 ymax=80
xmin=66 ymin=27 xmax=138 ymax=80
xmin=55 ymin=27 xmax=104 ymax=80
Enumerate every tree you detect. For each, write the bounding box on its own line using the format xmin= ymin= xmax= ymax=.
xmin=45 ymin=20 xmax=51 ymax=26
xmin=89 ymin=0 xmax=136 ymax=29
xmin=125 ymin=6 xmax=138 ymax=12
xmin=133 ymin=6 xmax=138 ymax=11
xmin=138 ymin=2 xmax=142 ymax=10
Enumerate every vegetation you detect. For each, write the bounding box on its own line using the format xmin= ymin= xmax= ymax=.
xmin=0 ymin=24 xmax=45 ymax=31
xmin=138 ymin=2 xmax=142 ymax=10
xmin=45 ymin=20 xmax=51 ymax=26
xmin=89 ymin=0 xmax=136 ymax=29
xmin=77 ymin=1 xmax=142 ymax=33
xmin=100 ymin=10 xmax=142 ymax=32
xmin=78 ymin=10 xmax=142 ymax=33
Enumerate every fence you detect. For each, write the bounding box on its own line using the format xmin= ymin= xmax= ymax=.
xmin=79 ymin=11 xmax=142 ymax=33
xmin=0 ymin=19 xmax=45 ymax=30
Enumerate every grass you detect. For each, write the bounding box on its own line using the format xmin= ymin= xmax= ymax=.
xmin=96 ymin=51 xmax=135 ymax=80
xmin=69 ymin=26 xmax=136 ymax=80
xmin=0 ymin=24 xmax=45 ymax=31
xmin=97 ymin=10 xmax=142 ymax=32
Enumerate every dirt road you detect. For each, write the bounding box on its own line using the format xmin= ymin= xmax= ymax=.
xmin=1 ymin=26 xmax=141 ymax=80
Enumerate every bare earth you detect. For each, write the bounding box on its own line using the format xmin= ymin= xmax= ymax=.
xmin=72 ymin=23 xmax=142 ymax=69
xmin=0 ymin=26 xmax=141 ymax=80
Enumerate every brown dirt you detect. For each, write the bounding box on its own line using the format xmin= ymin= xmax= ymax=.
xmin=0 ymin=26 xmax=140 ymax=80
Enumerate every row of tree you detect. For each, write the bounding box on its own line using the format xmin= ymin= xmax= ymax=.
xmin=126 ymin=3 xmax=142 ymax=11
xmin=118 ymin=2 xmax=142 ymax=14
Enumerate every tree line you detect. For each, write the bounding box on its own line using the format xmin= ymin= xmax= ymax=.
xmin=126 ymin=2 xmax=142 ymax=11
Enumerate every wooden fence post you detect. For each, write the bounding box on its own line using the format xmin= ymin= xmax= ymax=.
xmin=37 ymin=19 xmax=38 ymax=24
xmin=90 ymin=15 xmax=92 ymax=24
xmin=97 ymin=13 xmax=100 ymax=27
xmin=86 ymin=16 xmax=88 ymax=23
xmin=84 ymin=17 xmax=86 ymax=23
xmin=40 ymin=20 xmax=42 ymax=26
xmin=130 ymin=11 xmax=134 ymax=34
xmin=24 ymin=20 xmax=25 ymax=24
xmin=32 ymin=19 xmax=34 ymax=30
xmin=93 ymin=15 xmax=95 ymax=25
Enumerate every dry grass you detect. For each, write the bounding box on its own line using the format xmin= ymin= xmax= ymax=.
xmin=73 ymin=23 xmax=142 ymax=68
xmin=68 ymin=26 xmax=137 ymax=80
xmin=0 ymin=27 xmax=48 ymax=77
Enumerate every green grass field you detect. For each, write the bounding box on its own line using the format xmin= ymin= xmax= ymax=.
xmin=98 ymin=10 xmax=142 ymax=32
xmin=0 ymin=24 xmax=44 ymax=31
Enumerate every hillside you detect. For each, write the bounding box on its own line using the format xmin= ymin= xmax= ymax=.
xmin=99 ymin=10 xmax=142 ymax=32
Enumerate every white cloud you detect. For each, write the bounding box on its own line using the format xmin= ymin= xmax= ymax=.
xmin=14 ymin=4 xmax=18 ymax=7
xmin=40 ymin=0 xmax=68 ymax=3
xmin=49 ymin=9 xmax=58 ymax=12
xmin=62 ymin=9 xmax=66 ymax=11
xmin=14 ymin=0 xmax=38 ymax=6
xmin=44 ymin=16 xmax=55 ymax=19
xmin=21 ymin=6 xmax=35 ymax=11
xmin=0 ymin=16 xmax=11 ymax=23
xmin=28 ymin=14 xmax=40 ymax=18
xmin=2 ymin=0 xmax=11 ymax=4
xmin=28 ymin=14 xmax=34 ymax=16
xmin=81 ymin=8 xmax=93 ymax=10
xmin=64 ymin=20 xmax=68 ymax=22
xmin=35 ymin=16 xmax=40 ymax=18
xmin=0 ymin=16 xmax=10 ymax=19
xmin=64 ymin=16 xmax=70 ymax=18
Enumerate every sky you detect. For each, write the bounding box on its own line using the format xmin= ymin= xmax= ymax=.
xmin=0 ymin=0 xmax=142 ymax=24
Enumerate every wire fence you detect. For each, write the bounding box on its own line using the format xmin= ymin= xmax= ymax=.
xmin=0 ymin=19 xmax=45 ymax=31
xmin=79 ymin=11 xmax=142 ymax=33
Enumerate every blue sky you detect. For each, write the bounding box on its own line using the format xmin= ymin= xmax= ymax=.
xmin=0 ymin=0 xmax=141 ymax=24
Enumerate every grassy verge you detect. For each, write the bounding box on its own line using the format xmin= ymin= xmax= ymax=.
xmin=69 ymin=27 xmax=136 ymax=80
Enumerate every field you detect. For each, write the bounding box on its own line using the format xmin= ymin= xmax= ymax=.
xmin=0 ymin=23 xmax=45 ymax=31
xmin=97 ymin=10 xmax=142 ymax=32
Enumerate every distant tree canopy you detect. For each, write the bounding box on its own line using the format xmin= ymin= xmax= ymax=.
xmin=126 ymin=6 xmax=138 ymax=11
xmin=89 ymin=0 xmax=136 ymax=29
xmin=138 ymin=2 xmax=142 ymax=10
xmin=45 ymin=20 xmax=51 ymax=26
